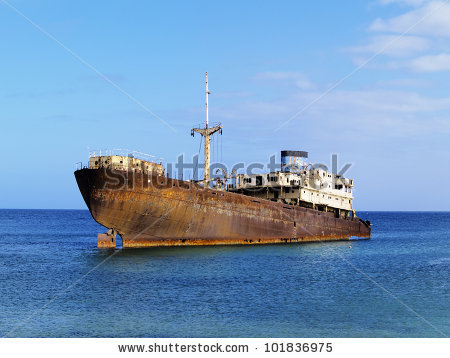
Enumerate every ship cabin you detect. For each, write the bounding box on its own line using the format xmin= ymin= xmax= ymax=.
xmin=227 ymin=150 xmax=355 ymax=219
xmin=88 ymin=150 xmax=164 ymax=176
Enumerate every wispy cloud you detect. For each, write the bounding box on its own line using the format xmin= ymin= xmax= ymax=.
xmin=347 ymin=34 xmax=430 ymax=57
xmin=371 ymin=1 xmax=450 ymax=37
xmin=254 ymin=71 xmax=315 ymax=90
xmin=407 ymin=52 xmax=450 ymax=71
xmin=212 ymin=85 xmax=450 ymax=140
xmin=379 ymin=0 xmax=427 ymax=6
xmin=349 ymin=0 xmax=450 ymax=72
xmin=375 ymin=77 xmax=432 ymax=87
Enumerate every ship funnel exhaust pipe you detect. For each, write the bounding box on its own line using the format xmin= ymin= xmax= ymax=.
xmin=281 ymin=150 xmax=308 ymax=172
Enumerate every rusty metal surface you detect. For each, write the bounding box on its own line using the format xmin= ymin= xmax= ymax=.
xmin=97 ymin=229 xmax=116 ymax=248
xmin=75 ymin=168 xmax=371 ymax=248
xmin=97 ymin=233 xmax=116 ymax=248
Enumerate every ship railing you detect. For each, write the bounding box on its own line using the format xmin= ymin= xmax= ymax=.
xmin=191 ymin=122 xmax=222 ymax=130
xmin=75 ymin=162 xmax=89 ymax=170
xmin=88 ymin=149 xmax=163 ymax=164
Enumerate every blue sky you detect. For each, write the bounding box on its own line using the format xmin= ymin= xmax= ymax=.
xmin=1 ymin=0 xmax=449 ymax=210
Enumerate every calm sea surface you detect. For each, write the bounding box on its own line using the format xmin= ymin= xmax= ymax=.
xmin=0 ymin=210 xmax=448 ymax=337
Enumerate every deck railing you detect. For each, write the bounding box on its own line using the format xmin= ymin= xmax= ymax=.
xmin=88 ymin=149 xmax=163 ymax=164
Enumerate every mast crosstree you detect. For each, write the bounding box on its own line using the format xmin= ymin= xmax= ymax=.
xmin=191 ymin=72 xmax=222 ymax=186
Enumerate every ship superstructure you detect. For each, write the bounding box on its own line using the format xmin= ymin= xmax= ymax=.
xmin=229 ymin=151 xmax=355 ymax=219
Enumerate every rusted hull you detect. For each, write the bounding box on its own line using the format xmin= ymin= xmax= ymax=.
xmin=74 ymin=168 xmax=371 ymax=248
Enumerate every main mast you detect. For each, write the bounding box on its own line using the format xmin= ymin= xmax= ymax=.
xmin=191 ymin=72 xmax=222 ymax=186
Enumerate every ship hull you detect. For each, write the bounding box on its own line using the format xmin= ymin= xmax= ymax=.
xmin=75 ymin=168 xmax=371 ymax=248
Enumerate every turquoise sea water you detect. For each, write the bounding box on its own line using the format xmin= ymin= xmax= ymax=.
xmin=0 ymin=210 xmax=448 ymax=337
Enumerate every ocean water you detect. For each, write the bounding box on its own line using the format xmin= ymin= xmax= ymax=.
xmin=0 ymin=210 xmax=448 ymax=338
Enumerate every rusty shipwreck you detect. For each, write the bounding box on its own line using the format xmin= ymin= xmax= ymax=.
xmin=74 ymin=73 xmax=371 ymax=248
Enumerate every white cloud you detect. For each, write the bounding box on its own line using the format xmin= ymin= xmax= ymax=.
xmin=213 ymin=87 xmax=450 ymax=138
xmin=407 ymin=53 xmax=450 ymax=71
xmin=371 ymin=1 xmax=450 ymax=37
xmin=376 ymin=77 xmax=432 ymax=87
xmin=379 ymin=0 xmax=427 ymax=6
xmin=349 ymin=1 xmax=450 ymax=72
xmin=299 ymin=89 xmax=450 ymax=114
xmin=254 ymin=72 xmax=315 ymax=90
xmin=347 ymin=35 xmax=430 ymax=57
